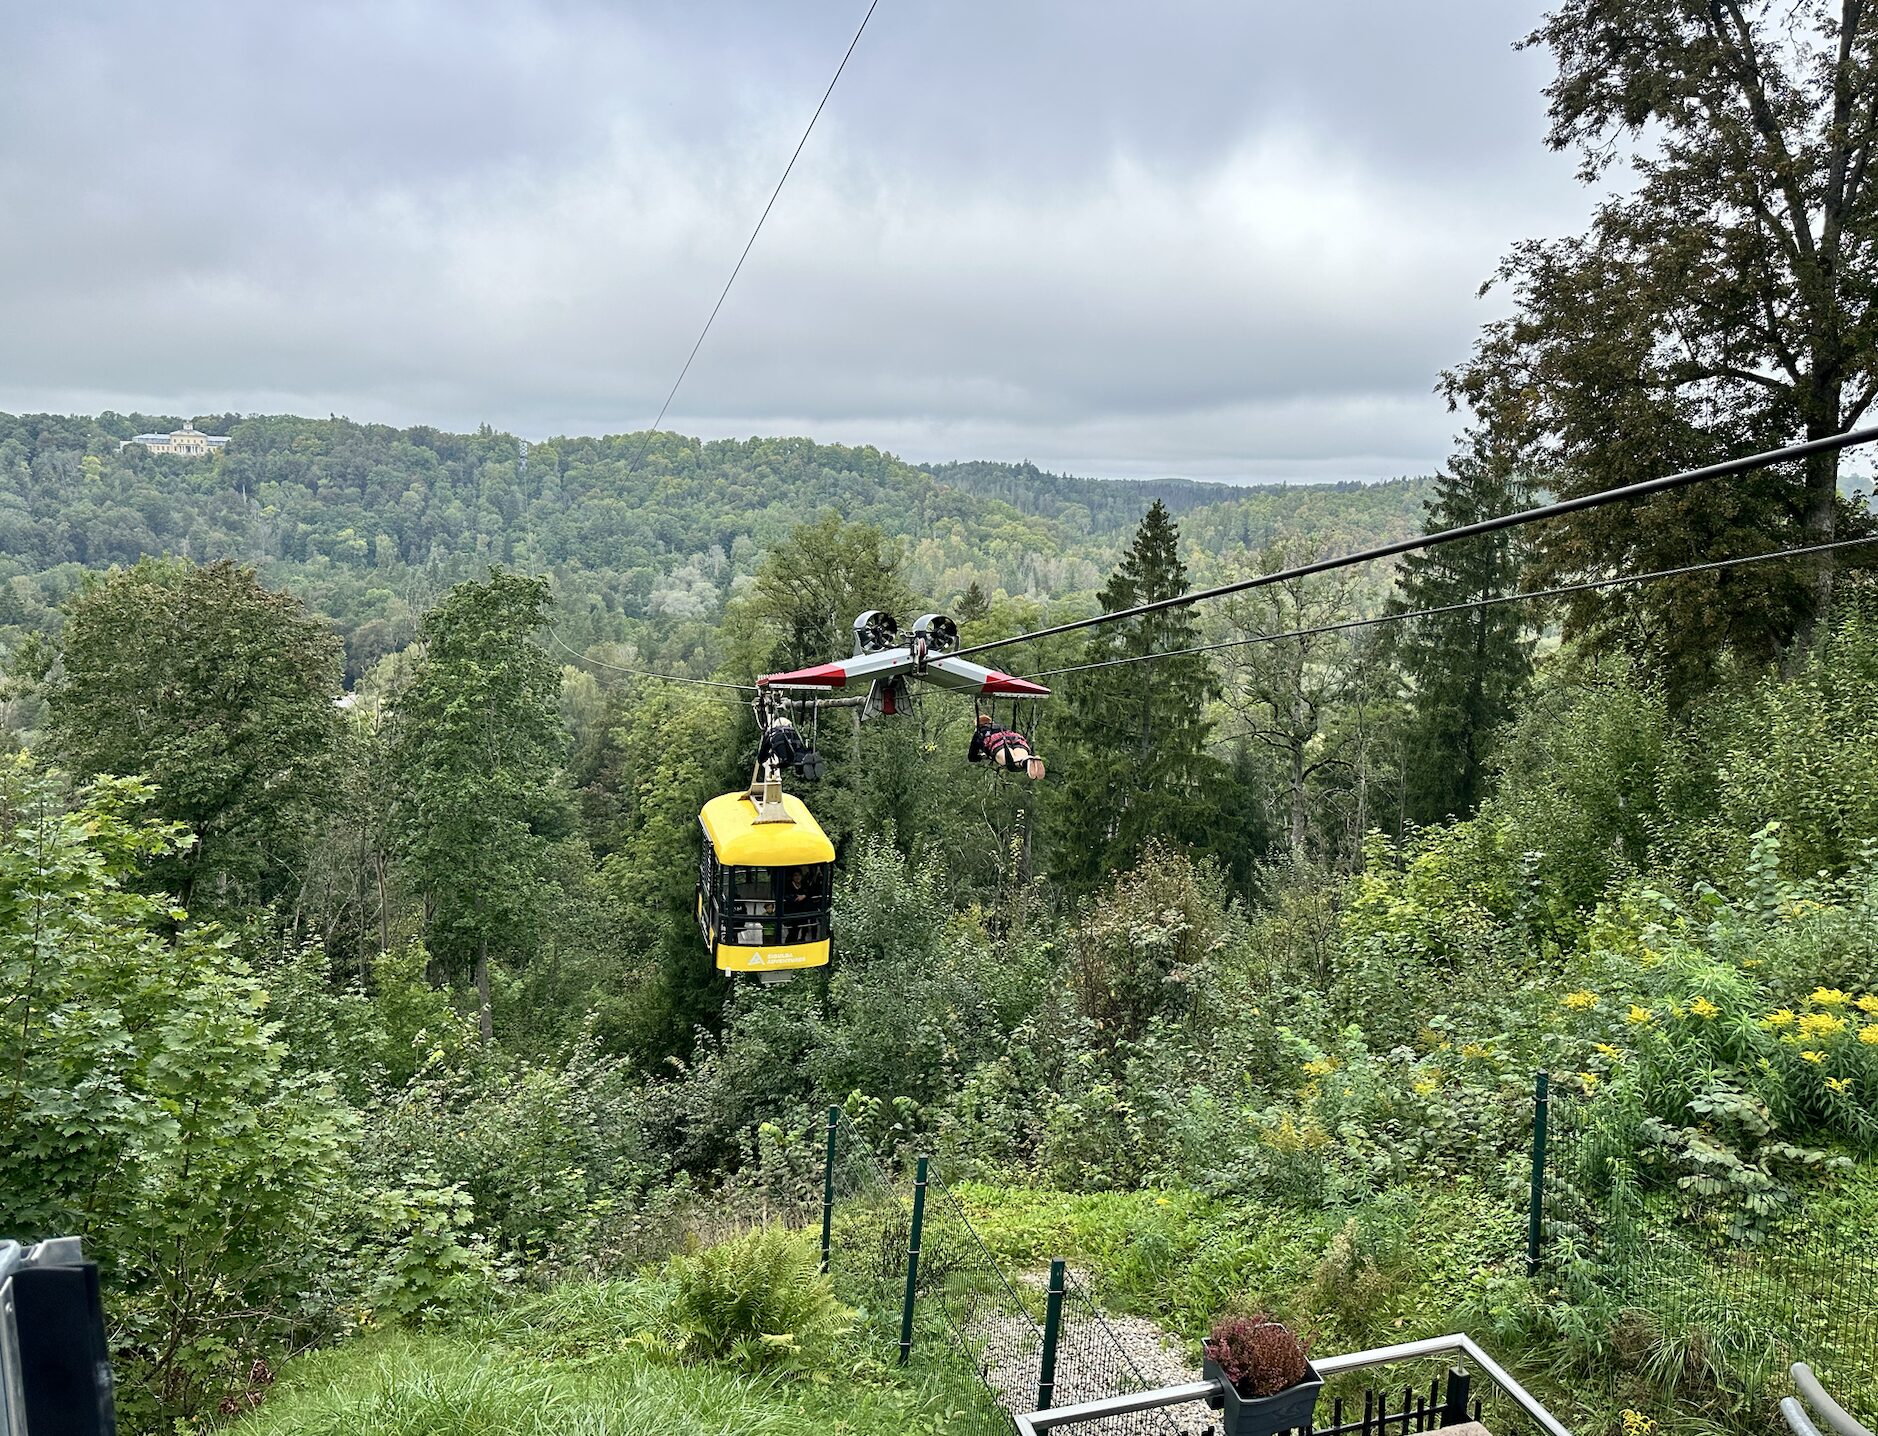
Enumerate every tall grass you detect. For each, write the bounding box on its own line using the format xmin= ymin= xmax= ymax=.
xmin=225 ymin=1328 xmax=1007 ymax=1436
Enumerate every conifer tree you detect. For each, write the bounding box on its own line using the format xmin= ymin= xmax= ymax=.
xmin=1385 ymin=429 xmax=1533 ymax=825
xmin=1051 ymin=502 xmax=1219 ymax=884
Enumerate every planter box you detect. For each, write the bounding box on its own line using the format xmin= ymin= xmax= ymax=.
xmin=1203 ymin=1355 xmax=1325 ymax=1436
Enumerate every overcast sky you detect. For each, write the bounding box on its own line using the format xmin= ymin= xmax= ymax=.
xmin=0 ymin=2 xmax=1594 ymax=482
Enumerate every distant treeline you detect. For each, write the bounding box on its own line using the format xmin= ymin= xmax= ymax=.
xmin=0 ymin=412 xmax=1430 ymax=684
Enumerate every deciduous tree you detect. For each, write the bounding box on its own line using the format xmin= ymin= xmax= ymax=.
xmin=47 ymin=558 xmax=342 ymax=908
xmin=1449 ymin=0 xmax=1878 ymax=693
xmin=389 ymin=570 xmax=565 ymax=1041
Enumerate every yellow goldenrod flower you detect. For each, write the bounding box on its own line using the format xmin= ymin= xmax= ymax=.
xmin=1563 ymin=990 xmax=1599 ymax=1011
xmin=1627 ymin=1004 xmax=1654 ymax=1026
xmin=1798 ymin=1012 xmax=1847 ymax=1040
xmin=1860 ymin=1025 xmax=1878 ymax=1046
xmin=1801 ymin=1050 xmax=1827 ymax=1064
xmin=1412 ymin=1077 xmax=1439 ymax=1096
xmin=1763 ymin=1009 xmax=1796 ymax=1029
xmin=1811 ymin=988 xmax=1851 ymax=1008
xmin=1622 ymin=1410 xmax=1657 ymax=1436
xmin=1578 ymin=1071 xmax=1600 ymax=1093
xmin=1856 ymin=994 xmax=1878 ymax=1015
xmin=1594 ymin=1042 xmax=1623 ymax=1060
xmin=1688 ymin=995 xmax=1720 ymax=1020
xmin=1461 ymin=1042 xmax=1491 ymax=1061
xmin=1301 ymin=1057 xmax=1337 ymax=1078
xmin=1826 ymin=1076 xmax=1851 ymax=1095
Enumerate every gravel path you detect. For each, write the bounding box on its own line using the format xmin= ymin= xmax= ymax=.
xmin=968 ymin=1270 xmax=1218 ymax=1435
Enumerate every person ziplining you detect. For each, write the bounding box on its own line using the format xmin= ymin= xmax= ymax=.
xmin=968 ymin=712 xmax=1046 ymax=780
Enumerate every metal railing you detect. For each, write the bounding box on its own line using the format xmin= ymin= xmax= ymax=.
xmin=1781 ymin=1363 xmax=1874 ymax=1436
xmin=1011 ymin=1334 xmax=1571 ymax=1436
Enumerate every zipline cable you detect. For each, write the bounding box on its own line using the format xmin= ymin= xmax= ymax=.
xmin=1017 ymin=532 xmax=1878 ymax=682
xmin=620 ymin=0 xmax=884 ymax=478
xmin=547 ymin=629 xmax=757 ymax=693
xmin=952 ymin=426 xmax=1878 ymax=661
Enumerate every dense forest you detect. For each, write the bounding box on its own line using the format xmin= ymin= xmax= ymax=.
xmin=0 ymin=412 xmax=1428 ymax=694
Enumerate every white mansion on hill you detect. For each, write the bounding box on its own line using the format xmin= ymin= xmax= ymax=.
xmin=121 ymin=421 xmax=230 ymax=457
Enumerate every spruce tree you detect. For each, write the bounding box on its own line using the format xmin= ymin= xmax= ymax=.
xmin=1051 ymin=502 xmax=1220 ymax=885
xmin=1385 ymin=429 xmax=1532 ymax=825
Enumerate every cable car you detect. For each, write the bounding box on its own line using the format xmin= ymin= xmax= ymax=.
xmin=697 ymin=776 xmax=835 ymax=981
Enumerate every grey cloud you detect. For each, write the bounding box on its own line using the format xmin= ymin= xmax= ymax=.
xmin=0 ymin=0 xmax=1587 ymax=481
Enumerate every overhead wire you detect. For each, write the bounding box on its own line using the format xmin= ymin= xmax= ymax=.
xmin=619 ymin=0 xmax=884 ymax=478
xmin=951 ymin=426 xmax=1878 ymax=662
xmin=1016 ymin=532 xmax=1878 ymax=683
xmin=547 ymin=629 xmax=756 ymax=693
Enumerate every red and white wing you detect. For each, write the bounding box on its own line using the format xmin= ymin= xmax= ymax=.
xmin=921 ymin=654 xmax=1050 ymax=699
xmin=759 ymin=647 xmax=918 ymax=692
xmin=758 ymin=648 xmax=1049 ymax=699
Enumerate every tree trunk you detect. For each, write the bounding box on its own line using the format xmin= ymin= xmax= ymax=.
xmin=375 ymin=848 xmax=390 ymax=956
xmin=1790 ymin=381 xmax=1846 ymax=663
xmin=1288 ymin=732 xmax=1308 ymax=857
xmin=475 ymin=934 xmax=493 ymax=1044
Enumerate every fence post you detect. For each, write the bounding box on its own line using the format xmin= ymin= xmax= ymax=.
xmin=1526 ymin=1070 xmax=1550 ymax=1275
xmin=898 ymin=1156 xmax=929 ymax=1366
xmin=820 ymin=1105 xmax=839 ymax=1275
xmin=1439 ymin=1367 xmax=1471 ymax=1427
xmin=1037 ymin=1258 xmax=1067 ymax=1410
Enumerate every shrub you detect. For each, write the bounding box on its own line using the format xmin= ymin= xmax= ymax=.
xmin=646 ymin=1228 xmax=853 ymax=1369
xmin=0 ymin=757 xmax=350 ymax=1424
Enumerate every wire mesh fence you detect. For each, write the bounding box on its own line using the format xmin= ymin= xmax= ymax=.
xmin=1539 ymin=1082 xmax=1878 ymax=1426
xmin=921 ymin=1166 xmax=1046 ymax=1410
xmin=1048 ymin=1266 xmax=1193 ymax=1435
xmin=816 ymin=1109 xmax=1215 ymax=1433
xmin=821 ymin=1111 xmax=911 ymax=1325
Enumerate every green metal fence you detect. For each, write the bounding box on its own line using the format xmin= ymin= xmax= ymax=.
xmin=815 ymin=1107 xmax=1198 ymax=1433
xmin=1527 ymin=1073 xmax=1878 ymax=1426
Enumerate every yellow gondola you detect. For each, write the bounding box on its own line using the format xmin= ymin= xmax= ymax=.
xmin=696 ymin=778 xmax=835 ymax=979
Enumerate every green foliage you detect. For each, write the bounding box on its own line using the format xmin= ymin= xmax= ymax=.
xmin=219 ymin=1322 xmax=1007 ymax=1436
xmin=0 ymin=754 xmax=348 ymax=1424
xmin=1708 ymin=608 xmax=1878 ymax=878
xmin=1053 ymin=502 xmax=1225 ymax=885
xmin=640 ymin=1228 xmax=853 ymax=1370
xmin=389 ymin=569 xmax=569 ymax=1038
xmin=1067 ymin=842 xmax=1239 ymax=1049
xmin=45 ymin=557 xmax=343 ymax=907
xmin=1447 ymin=1 xmax=1878 ymax=697
xmin=355 ymin=1031 xmax=656 ymax=1269
xmin=1384 ymin=425 xmax=1532 ymax=825
xmin=21 ymin=395 xmax=1878 ymax=1436
xmin=1481 ymin=659 xmax=1689 ymax=934
xmin=741 ymin=514 xmax=922 ymax=673
xmin=345 ymin=1178 xmax=498 ymax=1325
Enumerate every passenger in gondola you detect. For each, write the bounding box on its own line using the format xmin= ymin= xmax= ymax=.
xmin=968 ymin=712 xmax=1046 ymax=779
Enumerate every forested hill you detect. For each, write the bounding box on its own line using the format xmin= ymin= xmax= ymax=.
xmin=0 ymin=412 xmax=1430 ymax=680
xmin=921 ymin=458 xmax=1428 ymax=555
xmin=921 ymin=459 xmax=1247 ymax=526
